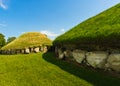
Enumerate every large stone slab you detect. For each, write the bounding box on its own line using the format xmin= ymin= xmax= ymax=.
xmin=16 ymin=49 xmax=21 ymax=54
xmin=58 ymin=48 xmax=64 ymax=59
xmin=41 ymin=46 xmax=44 ymax=52
xmin=43 ymin=46 xmax=48 ymax=53
xmin=107 ymin=54 xmax=120 ymax=72
xmin=21 ymin=49 xmax=25 ymax=54
xmin=72 ymin=50 xmax=86 ymax=63
xmin=25 ymin=48 xmax=30 ymax=54
xmin=86 ymin=51 xmax=108 ymax=68
xmin=64 ymin=50 xmax=73 ymax=58
xmin=34 ymin=47 xmax=40 ymax=53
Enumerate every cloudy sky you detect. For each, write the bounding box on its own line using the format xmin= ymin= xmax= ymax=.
xmin=0 ymin=0 xmax=120 ymax=40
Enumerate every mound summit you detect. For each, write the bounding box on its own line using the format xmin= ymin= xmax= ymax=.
xmin=54 ymin=3 xmax=120 ymax=49
xmin=1 ymin=32 xmax=52 ymax=50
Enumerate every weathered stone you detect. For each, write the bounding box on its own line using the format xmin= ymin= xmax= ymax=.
xmin=2 ymin=50 xmax=6 ymax=54
xmin=64 ymin=50 xmax=73 ymax=58
xmin=86 ymin=51 xmax=108 ymax=68
xmin=0 ymin=50 xmax=2 ymax=54
xmin=29 ymin=47 xmax=34 ymax=53
xmin=25 ymin=48 xmax=30 ymax=54
xmin=10 ymin=50 xmax=16 ymax=54
xmin=21 ymin=49 xmax=25 ymax=54
xmin=72 ymin=50 xmax=86 ymax=63
xmin=6 ymin=50 xmax=11 ymax=54
xmin=41 ymin=46 xmax=44 ymax=51
xmin=16 ymin=49 xmax=21 ymax=54
xmin=34 ymin=47 xmax=40 ymax=53
xmin=1 ymin=50 xmax=5 ymax=54
xmin=58 ymin=48 xmax=64 ymax=59
xmin=39 ymin=46 xmax=41 ymax=51
xmin=43 ymin=46 xmax=48 ymax=53
xmin=55 ymin=46 xmax=58 ymax=55
xmin=3 ymin=50 xmax=7 ymax=54
xmin=107 ymin=54 xmax=120 ymax=72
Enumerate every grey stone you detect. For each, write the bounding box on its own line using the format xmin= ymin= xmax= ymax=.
xmin=107 ymin=54 xmax=120 ymax=72
xmin=86 ymin=51 xmax=108 ymax=68
xmin=43 ymin=46 xmax=48 ymax=53
xmin=25 ymin=48 xmax=30 ymax=54
xmin=58 ymin=48 xmax=64 ymax=59
xmin=34 ymin=47 xmax=40 ymax=53
xmin=21 ymin=49 xmax=25 ymax=54
xmin=72 ymin=50 xmax=86 ymax=63
xmin=64 ymin=50 xmax=73 ymax=58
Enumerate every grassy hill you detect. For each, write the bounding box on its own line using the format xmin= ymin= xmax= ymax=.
xmin=54 ymin=3 xmax=120 ymax=48
xmin=1 ymin=32 xmax=52 ymax=50
xmin=0 ymin=52 xmax=120 ymax=86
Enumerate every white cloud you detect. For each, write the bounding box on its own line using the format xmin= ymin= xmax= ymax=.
xmin=21 ymin=32 xmax=26 ymax=34
xmin=61 ymin=29 xmax=65 ymax=32
xmin=41 ymin=30 xmax=59 ymax=37
xmin=0 ymin=0 xmax=7 ymax=10
xmin=0 ymin=23 xmax=7 ymax=27
xmin=41 ymin=30 xmax=61 ymax=40
xmin=40 ymin=29 xmax=66 ymax=40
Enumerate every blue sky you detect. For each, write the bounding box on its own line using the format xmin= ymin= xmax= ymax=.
xmin=0 ymin=0 xmax=120 ymax=40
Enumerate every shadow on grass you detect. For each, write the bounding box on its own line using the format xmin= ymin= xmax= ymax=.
xmin=43 ymin=52 xmax=120 ymax=86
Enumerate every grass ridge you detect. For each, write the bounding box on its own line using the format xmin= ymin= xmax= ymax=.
xmin=54 ymin=3 xmax=120 ymax=48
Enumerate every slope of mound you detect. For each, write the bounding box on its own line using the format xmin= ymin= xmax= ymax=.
xmin=2 ymin=32 xmax=52 ymax=50
xmin=54 ymin=3 xmax=120 ymax=48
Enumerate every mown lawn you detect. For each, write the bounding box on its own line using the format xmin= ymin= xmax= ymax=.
xmin=0 ymin=52 xmax=120 ymax=86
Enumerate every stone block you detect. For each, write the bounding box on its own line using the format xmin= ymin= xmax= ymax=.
xmin=72 ymin=50 xmax=86 ymax=63
xmin=86 ymin=51 xmax=108 ymax=68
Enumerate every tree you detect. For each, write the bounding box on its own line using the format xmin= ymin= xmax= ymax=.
xmin=0 ymin=33 xmax=6 ymax=48
xmin=7 ymin=37 xmax=16 ymax=44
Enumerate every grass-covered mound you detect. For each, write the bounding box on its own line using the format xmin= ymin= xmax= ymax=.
xmin=54 ymin=3 xmax=120 ymax=48
xmin=1 ymin=32 xmax=52 ymax=50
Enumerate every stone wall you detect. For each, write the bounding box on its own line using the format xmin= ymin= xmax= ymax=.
xmin=55 ymin=46 xmax=120 ymax=73
xmin=0 ymin=46 xmax=48 ymax=55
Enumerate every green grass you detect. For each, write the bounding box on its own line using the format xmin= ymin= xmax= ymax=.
xmin=54 ymin=3 xmax=120 ymax=48
xmin=1 ymin=32 xmax=52 ymax=50
xmin=0 ymin=52 xmax=120 ymax=86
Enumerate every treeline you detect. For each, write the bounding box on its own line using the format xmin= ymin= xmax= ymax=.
xmin=0 ymin=33 xmax=16 ymax=48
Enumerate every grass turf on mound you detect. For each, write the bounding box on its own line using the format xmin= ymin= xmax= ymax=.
xmin=54 ymin=3 xmax=120 ymax=48
xmin=0 ymin=52 xmax=120 ymax=86
xmin=1 ymin=32 xmax=52 ymax=50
